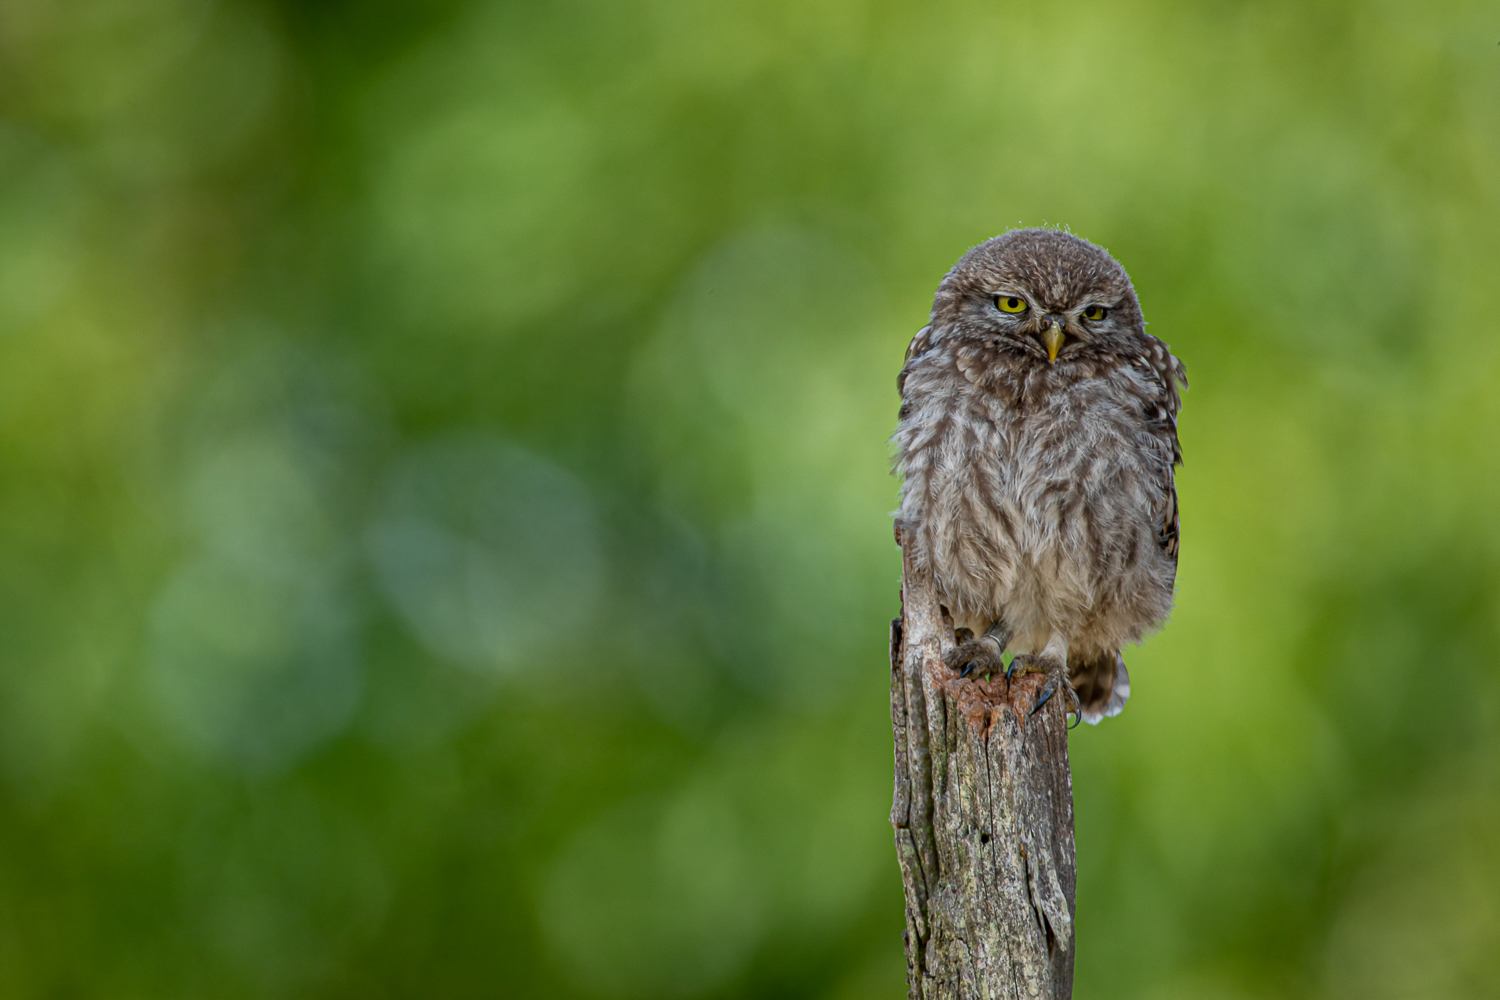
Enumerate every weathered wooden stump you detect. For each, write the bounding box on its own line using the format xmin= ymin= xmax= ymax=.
xmin=890 ymin=526 xmax=1077 ymax=999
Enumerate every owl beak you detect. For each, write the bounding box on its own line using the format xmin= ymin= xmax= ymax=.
xmin=1041 ymin=321 xmax=1065 ymax=363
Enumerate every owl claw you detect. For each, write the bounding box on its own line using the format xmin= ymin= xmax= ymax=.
xmin=1030 ymin=679 xmax=1058 ymax=715
xmin=1005 ymin=654 xmax=1038 ymax=684
xmin=1029 ymin=663 xmax=1080 ymax=721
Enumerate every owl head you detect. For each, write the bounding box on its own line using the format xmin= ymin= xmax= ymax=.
xmin=930 ymin=229 xmax=1146 ymax=365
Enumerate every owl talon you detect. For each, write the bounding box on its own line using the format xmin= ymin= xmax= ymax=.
xmin=1030 ymin=679 xmax=1058 ymax=715
xmin=1029 ymin=663 xmax=1077 ymax=718
xmin=1005 ymin=654 xmax=1038 ymax=685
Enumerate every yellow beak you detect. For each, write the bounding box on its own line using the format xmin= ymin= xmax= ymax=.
xmin=1042 ymin=321 xmax=1065 ymax=363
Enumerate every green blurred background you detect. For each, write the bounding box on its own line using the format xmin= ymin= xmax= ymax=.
xmin=0 ymin=0 xmax=1497 ymax=996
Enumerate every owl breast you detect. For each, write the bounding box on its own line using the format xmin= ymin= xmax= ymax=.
xmin=895 ymin=351 xmax=1177 ymax=658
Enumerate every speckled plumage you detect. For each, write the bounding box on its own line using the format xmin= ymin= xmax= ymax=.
xmin=892 ymin=229 xmax=1186 ymax=723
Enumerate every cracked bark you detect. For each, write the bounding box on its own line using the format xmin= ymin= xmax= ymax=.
xmin=891 ymin=525 xmax=1077 ymax=999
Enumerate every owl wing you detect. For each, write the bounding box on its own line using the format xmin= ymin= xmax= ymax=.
xmin=1159 ymin=475 xmax=1180 ymax=561
xmin=896 ymin=324 xmax=936 ymax=397
xmin=1133 ymin=338 xmax=1187 ymax=563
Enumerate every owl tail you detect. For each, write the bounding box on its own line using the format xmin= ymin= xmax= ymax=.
xmin=1069 ymin=650 xmax=1131 ymax=725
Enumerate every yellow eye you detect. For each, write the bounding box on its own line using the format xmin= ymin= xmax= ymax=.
xmin=996 ymin=295 xmax=1028 ymax=314
xmin=1082 ymin=305 xmax=1107 ymax=321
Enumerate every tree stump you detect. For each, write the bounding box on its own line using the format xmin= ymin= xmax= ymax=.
xmin=890 ymin=525 xmax=1077 ymax=999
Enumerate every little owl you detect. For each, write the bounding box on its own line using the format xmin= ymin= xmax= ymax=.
xmin=892 ymin=229 xmax=1186 ymax=724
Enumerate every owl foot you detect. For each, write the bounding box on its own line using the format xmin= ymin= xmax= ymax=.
xmin=944 ymin=637 xmax=1005 ymax=679
xmin=1030 ymin=668 xmax=1082 ymax=727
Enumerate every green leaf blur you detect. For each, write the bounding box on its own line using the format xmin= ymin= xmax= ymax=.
xmin=0 ymin=0 xmax=1497 ymax=996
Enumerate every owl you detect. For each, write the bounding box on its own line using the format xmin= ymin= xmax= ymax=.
xmin=892 ymin=229 xmax=1186 ymax=724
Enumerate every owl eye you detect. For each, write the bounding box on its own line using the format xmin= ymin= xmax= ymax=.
xmin=1082 ymin=305 xmax=1107 ymax=321
xmin=996 ymin=295 xmax=1028 ymax=314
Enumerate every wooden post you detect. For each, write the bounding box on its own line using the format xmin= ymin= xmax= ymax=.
xmin=890 ymin=525 xmax=1077 ymax=999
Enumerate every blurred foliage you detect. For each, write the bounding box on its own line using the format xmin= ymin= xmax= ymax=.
xmin=0 ymin=0 xmax=1496 ymax=996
